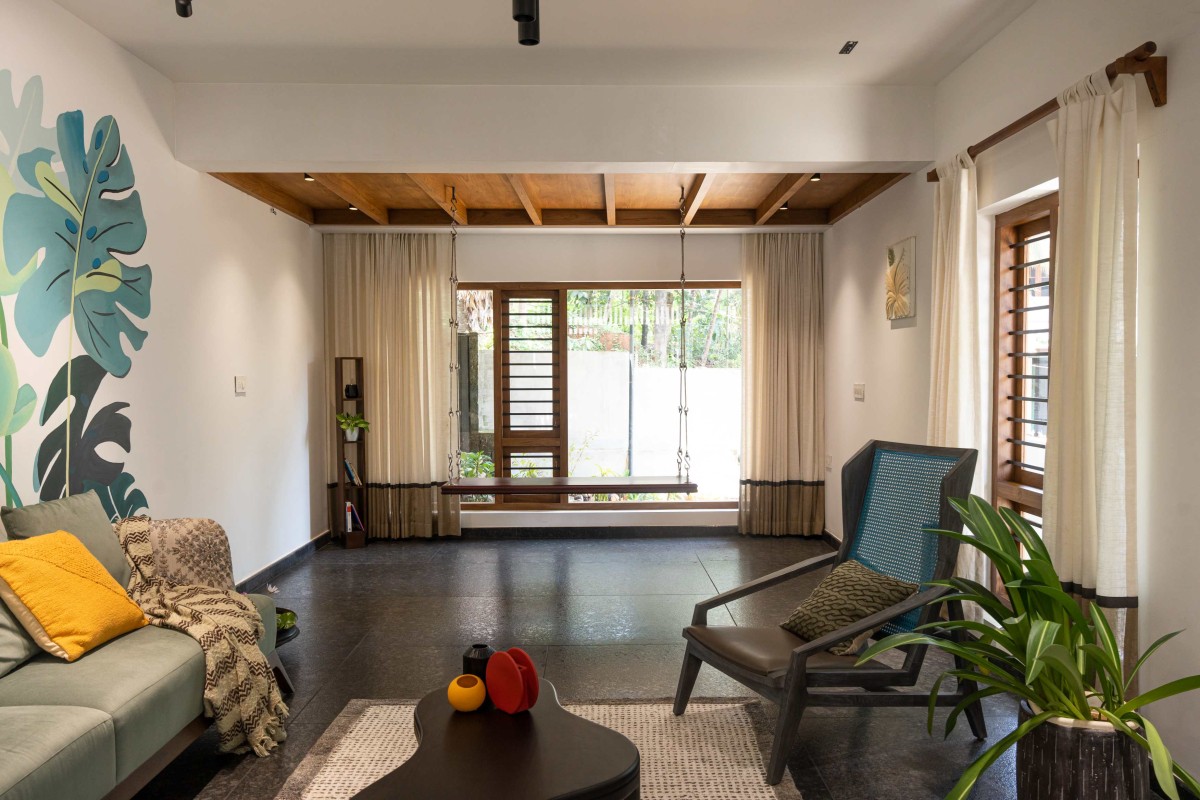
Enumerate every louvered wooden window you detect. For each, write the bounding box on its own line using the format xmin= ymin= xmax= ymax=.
xmin=496 ymin=289 xmax=566 ymax=504
xmin=992 ymin=193 xmax=1058 ymax=525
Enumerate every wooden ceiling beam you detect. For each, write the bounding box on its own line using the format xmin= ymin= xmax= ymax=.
xmin=827 ymin=173 xmax=908 ymax=225
xmin=407 ymin=175 xmax=468 ymax=225
xmin=755 ymin=173 xmax=815 ymax=225
xmin=505 ymin=174 xmax=543 ymax=226
xmin=682 ymin=173 xmax=715 ymax=226
xmin=315 ymin=207 xmax=831 ymax=227
xmin=210 ymin=173 xmax=314 ymax=224
xmin=313 ymin=208 xmax=451 ymax=226
xmin=309 ymin=173 xmax=388 ymax=225
xmin=603 ymin=174 xmax=617 ymax=226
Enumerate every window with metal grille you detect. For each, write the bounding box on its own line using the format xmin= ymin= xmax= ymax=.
xmin=992 ymin=193 xmax=1057 ymax=520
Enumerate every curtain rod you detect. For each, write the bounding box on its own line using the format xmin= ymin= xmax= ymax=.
xmin=927 ymin=41 xmax=1167 ymax=182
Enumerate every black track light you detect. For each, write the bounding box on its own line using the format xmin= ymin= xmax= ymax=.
xmin=811 ymin=173 xmax=822 ymax=182
xmin=513 ymin=0 xmax=537 ymax=23
xmin=303 ymin=173 xmax=315 ymax=182
xmin=175 ymin=0 xmax=193 ymax=18
xmin=518 ymin=18 xmax=540 ymax=46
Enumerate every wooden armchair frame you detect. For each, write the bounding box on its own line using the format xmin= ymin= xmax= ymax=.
xmin=673 ymin=441 xmax=986 ymax=784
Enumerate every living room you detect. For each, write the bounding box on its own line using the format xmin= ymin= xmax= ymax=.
xmin=0 ymin=1 xmax=1198 ymax=798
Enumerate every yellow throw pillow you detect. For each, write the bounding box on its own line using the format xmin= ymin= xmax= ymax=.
xmin=0 ymin=531 xmax=147 ymax=661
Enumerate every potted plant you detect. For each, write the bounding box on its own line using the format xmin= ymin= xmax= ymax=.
xmin=860 ymin=496 xmax=1200 ymax=800
xmin=336 ymin=412 xmax=370 ymax=442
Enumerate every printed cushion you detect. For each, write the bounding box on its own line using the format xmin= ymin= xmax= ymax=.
xmin=781 ymin=559 xmax=918 ymax=655
xmin=2 ymin=492 xmax=130 ymax=588
xmin=0 ymin=531 xmax=147 ymax=661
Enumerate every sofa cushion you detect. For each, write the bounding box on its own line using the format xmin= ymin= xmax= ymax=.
xmin=1 ymin=492 xmax=130 ymax=587
xmin=249 ymin=592 xmax=277 ymax=655
xmin=0 ymin=705 xmax=115 ymax=800
xmin=0 ymin=532 xmax=148 ymax=661
xmin=0 ymin=602 xmax=39 ymax=680
xmin=0 ymin=625 xmax=203 ymax=782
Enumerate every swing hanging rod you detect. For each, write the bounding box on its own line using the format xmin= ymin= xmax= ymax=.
xmin=927 ymin=41 xmax=1166 ymax=182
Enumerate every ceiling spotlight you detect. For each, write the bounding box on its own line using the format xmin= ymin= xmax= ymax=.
xmin=512 ymin=0 xmax=537 ymax=23
xmin=303 ymin=173 xmax=315 ymax=182
xmin=175 ymin=0 xmax=193 ymax=18
xmin=519 ymin=17 xmax=540 ymax=46
xmin=780 ymin=201 xmax=789 ymax=211
xmin=811 ymin=173 xmax=822 ymax=182
xmin=839 ymin=41 xmax=858 ymax=55
xmin=348 ymin=203 xmax=358 ymax=212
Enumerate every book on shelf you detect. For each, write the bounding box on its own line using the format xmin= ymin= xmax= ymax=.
xmin=343 ymin=458 xmax=363 ymax=486
xmin=344 ymin=502 xmax=366 ymax=533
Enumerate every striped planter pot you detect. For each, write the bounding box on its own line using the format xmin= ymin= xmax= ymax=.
xmin=1016 ymin=703 xmax=1149 ymax=799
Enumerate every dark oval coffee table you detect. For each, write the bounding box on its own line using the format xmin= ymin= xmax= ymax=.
xmin=352 ymin=679 xmax=639 ymax=800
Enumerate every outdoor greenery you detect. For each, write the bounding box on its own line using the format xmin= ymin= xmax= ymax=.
xmin=859 ymin=497 xmax=1200 ymax=800
xmin=566 ymin=289 xmax=742 ymax=368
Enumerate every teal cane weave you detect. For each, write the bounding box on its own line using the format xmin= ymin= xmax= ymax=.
xmin=847 ymin=448 xmax=959 ymax=636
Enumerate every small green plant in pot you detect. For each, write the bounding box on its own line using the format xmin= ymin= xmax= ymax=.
xmin=859 ymin=496 xmax=1200 ymax=800
xmin=336 ymin=412 xmax=370 ymax=442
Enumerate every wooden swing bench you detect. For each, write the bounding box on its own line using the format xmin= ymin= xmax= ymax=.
xmin=441 ymin=475 xmax=698 ymax=495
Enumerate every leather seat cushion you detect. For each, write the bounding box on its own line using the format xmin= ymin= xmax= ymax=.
xmin=684 ymin=625 xmax=863 ymax=676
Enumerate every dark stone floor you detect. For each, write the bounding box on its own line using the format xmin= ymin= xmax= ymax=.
xmin=134 ymin=535 xmax=1021 ymax=800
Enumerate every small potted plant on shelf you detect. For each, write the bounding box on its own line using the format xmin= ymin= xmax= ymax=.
xmin=860 ymin=496 xmax=1200 ymax=800
xmin=336 ymin=412 xmax=370 ymax=442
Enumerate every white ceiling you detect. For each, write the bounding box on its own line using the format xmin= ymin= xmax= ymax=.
xmin=50 ymin=0 xmax=1034 ymax=86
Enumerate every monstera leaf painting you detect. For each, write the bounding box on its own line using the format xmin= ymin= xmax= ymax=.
xmin=4 ymin=111 xmax=152 ymax=377
xmin=34 ymin=355 xmax=142 ymax=506
xmin=83 ymin=472 xmax=148 ymax=522
xmin=0 ymin=71 xmax=58 ymax=295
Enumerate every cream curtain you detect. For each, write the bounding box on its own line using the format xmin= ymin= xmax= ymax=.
xmin=928 ymin=152 xmax=991 ymax=617
xmin=324 ymin=233 xmax=460 ymax=539
xmin=1043 ymin=71 xmax=1138 ymax=603
xmin=739 ymin=233 xmax=825 ymax=537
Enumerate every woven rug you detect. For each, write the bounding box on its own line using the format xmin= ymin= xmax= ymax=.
xmin=276 ymin=699 xmax=802 ymax=800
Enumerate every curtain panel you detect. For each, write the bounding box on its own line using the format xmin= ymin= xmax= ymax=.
xmin=927 ymin=152 xmax=992 ymax=618
xmin=324 ymin=233 xmax=460 ymax=539
xmin=1044 ymin=71 xmax=1139 ymax=605
xmin=739 ymin=233 xmax=825 ymax=537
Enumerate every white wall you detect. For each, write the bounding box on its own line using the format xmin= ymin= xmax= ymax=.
xmin=456 ymin=231 xmax=741 ymax=283
xmin=823 ymin=173 xmax=935 ymax=538
xmin=175 ymin=83 xmax=934 ymax=174
xmin=2 ymin=0 xmax=326 ymax=580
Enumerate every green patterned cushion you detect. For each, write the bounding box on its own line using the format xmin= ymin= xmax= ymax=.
xmin=781 ymin=559 xmax=918 ymax=656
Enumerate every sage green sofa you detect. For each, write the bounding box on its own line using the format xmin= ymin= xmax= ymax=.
xmin=0 ymin=514 xmax=289 ymax=800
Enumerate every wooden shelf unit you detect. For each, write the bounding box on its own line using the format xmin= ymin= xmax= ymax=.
xmin=332 ymin=356 xmax=368 ymax=548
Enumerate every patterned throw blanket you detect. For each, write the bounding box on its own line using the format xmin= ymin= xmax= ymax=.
xmin=117 ymin=516 xmax=288 ymax=755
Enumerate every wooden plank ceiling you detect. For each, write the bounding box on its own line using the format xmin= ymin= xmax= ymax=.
xmin=211 ymin=171 xmax=908 ymax=228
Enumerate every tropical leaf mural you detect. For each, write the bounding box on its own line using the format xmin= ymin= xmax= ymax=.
xmin=34 ymin=354 xmax=143 ymax=503
xmin=83 ymin=472 xmax=148 ymax=522
xmin=0 ymin=71 xmax=58 ymax=505
xmin=0 ymin=70 xmax=152 ymax=516
xmin=5 ymin=110 xmax=152 ymax=378
xmin=0 ymin=70 xmax=56 ymax=294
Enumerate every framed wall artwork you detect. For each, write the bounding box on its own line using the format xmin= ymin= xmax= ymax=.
xmin=886 ymin=236 xmax=916 ymax=320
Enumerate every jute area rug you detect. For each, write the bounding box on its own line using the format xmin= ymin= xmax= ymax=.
xmin=276 ymin=698 xmax=802 ymax=800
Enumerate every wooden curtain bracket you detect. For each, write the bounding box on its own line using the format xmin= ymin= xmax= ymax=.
xmin=927 ymin=41 xmax=1167 ymax=182
xmin=1109 ymin=55 xmax=1168 ymax=107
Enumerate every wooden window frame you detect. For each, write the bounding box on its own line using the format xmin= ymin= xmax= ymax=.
xmin=992 ymin=193 xmax=1058 ymax=520
xmin=458 ymin=280 xmax=740 ymax=511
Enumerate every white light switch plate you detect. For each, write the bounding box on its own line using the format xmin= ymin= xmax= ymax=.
xmin=234 ymin=376 xmax=247 ymax=396
xmin=853 ymin=383 xmax=866 ymax=401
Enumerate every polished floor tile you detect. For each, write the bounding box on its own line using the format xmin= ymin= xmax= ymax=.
xmin=135 ymin=535 xmax=1028 ymax=800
